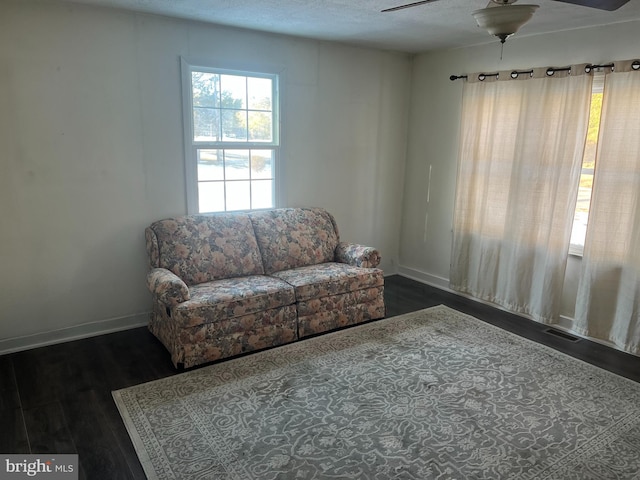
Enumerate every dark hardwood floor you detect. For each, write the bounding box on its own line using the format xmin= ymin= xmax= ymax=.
xmin=2 ymin=275 xmax=639 ymax=479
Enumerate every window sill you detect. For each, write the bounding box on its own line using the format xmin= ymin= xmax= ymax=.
xmin=568 ymin=244 xmax=584 ymax=258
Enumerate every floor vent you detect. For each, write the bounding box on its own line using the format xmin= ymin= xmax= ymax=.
xmin=545 ymin=328 xmax=580 ymax=342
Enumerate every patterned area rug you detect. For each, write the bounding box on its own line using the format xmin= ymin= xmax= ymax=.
xmin=113 ymin=305 xmax=640 ymax=479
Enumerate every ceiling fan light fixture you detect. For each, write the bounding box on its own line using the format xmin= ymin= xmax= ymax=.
xmin=472 ymin=4 xmax=539 ymax=43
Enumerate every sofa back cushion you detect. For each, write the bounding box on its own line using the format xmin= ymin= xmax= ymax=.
xmin=250 ymin=208 xmax=340 ymax=274
xmin=146 ymin=214 xmax=264 ymax=285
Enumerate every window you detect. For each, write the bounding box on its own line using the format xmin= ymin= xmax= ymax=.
xmin=569 ymin=73 xmax=604 ymax=255
xmin=182 ymin=60 xmax=279 ymax=213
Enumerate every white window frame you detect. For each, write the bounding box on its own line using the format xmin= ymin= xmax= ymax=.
xmin=180 ymin=58 xmax=281 ymax=214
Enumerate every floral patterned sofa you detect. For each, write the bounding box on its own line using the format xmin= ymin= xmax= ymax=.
xmin=145 ymin=207 xmax=385 ymax=368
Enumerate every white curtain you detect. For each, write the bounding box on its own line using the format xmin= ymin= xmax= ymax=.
xmin=451 ymin=67 xmax=593 ymax=323
xmin=574 ymin=62 xmax=640 ymax=355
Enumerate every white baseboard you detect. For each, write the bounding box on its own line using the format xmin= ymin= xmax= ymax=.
xmin=397 ymin=266 xmax=520 ymax=314
xmin=394 ymin=267 xmax=633 ymax=355
xmin=553 ymin=314 xmax=621 ymax=351
xmin=397 ymin=265 xmax=561 ymax=325
xmin=396 ymin=265 xmax=451 ymax=290
xmin=0 ymin=312 xmax=150 ymax=355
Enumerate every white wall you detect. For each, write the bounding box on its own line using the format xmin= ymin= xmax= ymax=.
xmin=0 ymin=0 xmax=411 ymax=351
xmin=400 ymin=21 xmax=640 ymax=325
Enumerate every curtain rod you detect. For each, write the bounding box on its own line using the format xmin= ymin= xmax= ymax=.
xmin=450 ymin=61 xmax=640 ymax=82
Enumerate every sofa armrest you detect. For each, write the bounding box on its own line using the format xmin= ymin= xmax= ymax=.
xmin=335 ymin=242 xmax=381 ymax=268
xmin=147 ymin=268 xmax=190 ymax=307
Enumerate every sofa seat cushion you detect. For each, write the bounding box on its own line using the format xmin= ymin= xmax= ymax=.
xmin=173 ymin=275 xmax=295 ymax=328
xmin=272 ymin=262 xmax=384 ymax=302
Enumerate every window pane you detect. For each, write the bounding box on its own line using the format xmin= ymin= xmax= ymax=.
xmin=221 ymin=74 xmax=247 ymax=109
xmin=251 ymin=150 xmax=273 ymax=179
xmin=226 ymin=181 xmax=251 ymax=211
xmin=224 ymin=150 xmax=250 ymax=180
xmin=198 ymin=181 xmax=225 ymax=213
xmin=221 ymin=110 xmax=247 ymax=141
xmin=191 ymin=72 xmax=219 ymax=107
xmin=570 ymin=172 xmax=593 ymax=248
xmin=251 ymin=180 xmax=273 ymax=209
xmin=185 ymin=63 xmax=278 ymax=214
xmin=193 ymin=108 xmax=220 ymax=141
xmin=570 ymin=87 xmax=602 ymax=253
xmin=248 ymin=111 xmax=272 ymax=142
xmin=197 ymin=149 xmax=224 ymax=181
xmin=248 ymin=77 xmax=272 ymax=111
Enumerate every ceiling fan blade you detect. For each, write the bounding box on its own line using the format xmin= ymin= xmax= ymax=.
xmin=552 ymin=0 xmax=629 ymax=10
xmin=381 ymin=0 xmax=441 ymax=13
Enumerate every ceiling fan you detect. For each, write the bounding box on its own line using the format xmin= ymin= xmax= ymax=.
xmin=382 ymin=0 xmax=629 ymax=13
xmin=382 ymin=0 xmax=630 ymax=44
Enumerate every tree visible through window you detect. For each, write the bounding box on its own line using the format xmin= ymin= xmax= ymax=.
xmin=182 ymin=61 xmax=279 ymax=213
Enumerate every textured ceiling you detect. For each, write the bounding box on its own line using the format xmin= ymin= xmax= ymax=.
xmin=32 ymin=0 xmax=640 ymax=52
